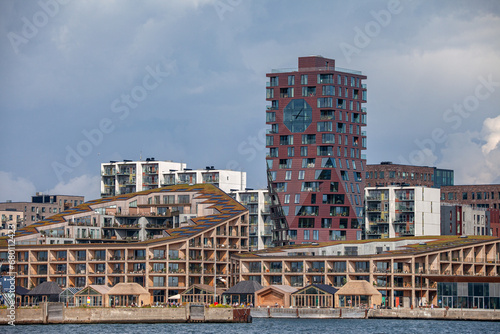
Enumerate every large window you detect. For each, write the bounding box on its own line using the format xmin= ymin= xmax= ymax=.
xmin=322 ymin=133 xmax=335 ymax=144
xmin=317 ymin=74 xmax=333 ymax=84
xmin=317 ymin=121 xmax=333 ymax=132
xmin=317 ymin=97 xmax=333 ymax=108
xmin=322 ymin=85 xmax=335 ymax=96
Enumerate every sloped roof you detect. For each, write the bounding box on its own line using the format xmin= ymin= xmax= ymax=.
xmin=222 ymin=280 xmax=263 ymax=295
xmin=181 ymin=284 xmax=215 ymax=295
xmin=108 ymin=283 xmax=149 ymax=295
xmin=75 ymin=285 xmax=111 ymax=296
xmin=59 ymin=287 xmax=82 ymax=296
xmin=293 ymin=284 xmax=338 ymax=296
xmin=0 ymin=183 xmax=247 ymax=247
xmin=27 ymin=281 xmax=62 ymax=296
xmin=255 ymin=285 xmax=298 ymax=295
xmin=15 ymin=286 xmax=30 ymax=296
xmin=336 ymin=280 xmax=382 ymax=296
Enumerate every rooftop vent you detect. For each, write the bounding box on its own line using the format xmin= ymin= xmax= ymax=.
xmin=381 ymin=161 xmax=393 ymax=165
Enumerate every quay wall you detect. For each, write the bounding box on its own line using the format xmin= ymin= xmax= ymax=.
xmin=368 ymin=308 xmax=500 ymax=321
xmin=0 ymin=304 xmax=249 ymax=325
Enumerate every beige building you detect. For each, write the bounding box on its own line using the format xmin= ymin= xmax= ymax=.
xmin=0 ymin=184 xmax=249 ymax=304
xmin=231 ymin=236 xmax=500 ymax=308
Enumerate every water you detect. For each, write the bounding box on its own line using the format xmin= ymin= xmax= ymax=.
xmin=2 ymin=318 xmax=499 ymax=334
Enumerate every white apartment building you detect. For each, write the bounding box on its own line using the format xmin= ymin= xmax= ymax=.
xmin=101 ymin=159 xmax=246 ymax=197
xmin=229 ymin=189 xmax=272 ymax=251
xmin=365 ymin=186 xmax=441 ymax=239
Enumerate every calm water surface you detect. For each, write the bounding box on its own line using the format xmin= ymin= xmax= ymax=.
xmin=3 ymin=318 xmax=499 ymax=334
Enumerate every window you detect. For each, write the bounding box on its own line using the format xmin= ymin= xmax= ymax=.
xmin=285 ymin=171 xmax=292 ymax=180
xmin=275 ymin=182 xmax=287 ymax=192
xmin=266 ymin=112 xmax=276 ymax=122
xmin=289 ymin=230 xmax=297 ymax=240
xmin=288 ymin=75 xmax=295 ymax=85
xmin=320 ymin=110 xmax=335 ymax=120
xmin=298 ymin=218 xmax=315 ymax=228
xmin=302 ymin=134 xmax=316 ymax=144
xmin=304 ymin=230 xmax=310 ymax=240
xmin=302 ymin=158 xmax=315 ymax=168
xmin=270 ymin=76 xmax=279 ymax=86
xmin=284 ymin=194 xmax=290 ymax=204
xmin=300 ymin=146 xmax=308 ymax=156
xmin=301 ymin=182 xmax=321 ymax=192
xmin=268 ymin=148 xmax=278 ymax=157
xmin=266 ymin=136 xmax=274 ymax=146
xmin=280 ymin=135 xmax=293 ymax=145
xmin=321 ymin=157 xmax=336 ymax=168
xmin=294 ymin=194 xmax=301 ymax=204
xmin=315 ymin=170 xmax=331 ymax=180
xmin=287 ymin=147 xmax=294 ymax=157
xmin=280 ymin=87 xmax=294 ymax=98
xmin=298 ymin=170 xmax=305 ymax=180
xmin=266 ymin=88 xmax=274 ymax=99
xmin=317 ymin=97 xmax=333 ymax=108
xmin=279 ymin=159 xmax=292 ymax=169
xmin=313 ymin=230 xmax=319 ymax=240
xmin=317 ymin=74 xmax=333 ymax=84
xmin=317 ymin=146 xmax=333 ymax=156
xmin=321 ymin=218 xmax=332 ymax=228
xmin=300 ymin=75 xmax=308 ymax=85
xmin=341 ymin=171 xmax=349 ymax=181
xmin=322 ymin=133 xmax=335 ymax=144
xmin=302 ymin=86 xmax=316 ymax=96
xmin=317 ymin=121 xmax=333 ymax=132
xmin=322 ymin=85 xmax=335 ymax=96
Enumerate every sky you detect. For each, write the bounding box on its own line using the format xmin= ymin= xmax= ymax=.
xmin=1 ymin=0 xmax=499 ymax=202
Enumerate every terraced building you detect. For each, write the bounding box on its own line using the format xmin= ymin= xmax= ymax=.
xmin=231 ymin=235 xmax=500 ymax=308
xmin=0 ymin=184 xmax=249 ymax=303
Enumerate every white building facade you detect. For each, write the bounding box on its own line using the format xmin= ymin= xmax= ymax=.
xmin=365 ymin=186 xmax=441 ymax=239
xmin=101 ymin=159 xmax=246 ymax=197
xmin=230 ymin=189 xmax=272 ymax=251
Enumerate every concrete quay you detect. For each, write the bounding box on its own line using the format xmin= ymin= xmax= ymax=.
xmin=0 ymin=303 xmax=252 ymax=325
xmin=368 ymin=308 xmax=500 ymax=321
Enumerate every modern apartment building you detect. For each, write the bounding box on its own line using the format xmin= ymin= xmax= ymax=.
xmin=1 ymin=184 xmax=249 ymax=302
xmin=265 ymin=56 xmax=367 ymax=244
xmin=0 ymin=210 xmax=24 ymax=236
xmin=231 ymin=235 xmax=500 ymax=309
xmin=364 ymin=186 xmax=441 ymax=239
xmin=101 ymin=159 xmax=246 ymax=197
xmin=366 ymin=162 xmax=454 ymax=188
xmin=229 ymin=189 xmax=272 ymax=251
xmin=0 ymin=194 xmax=84 ymax=225
xmin=440 ymin=184 xmax=500 ymax=209
xmin=440 ymin=204 xmax=494 ymax=236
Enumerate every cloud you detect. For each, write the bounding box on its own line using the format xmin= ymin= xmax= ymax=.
xmin=0 ymin=171 xmax=36 ymax=202
xmin=481 ymin=115 xmax=500 ymax=154
xmin=438 ymin=115 xmax=500 ymax=184
xmin=48 ymin=174 xmax=101 ymax=201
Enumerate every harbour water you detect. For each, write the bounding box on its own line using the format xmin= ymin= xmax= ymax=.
xmin=2 ymin=318 xmax=499 ymax=334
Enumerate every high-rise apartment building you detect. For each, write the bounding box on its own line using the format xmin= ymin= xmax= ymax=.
xmin=265 ymin=56 xmax=367 ymax=244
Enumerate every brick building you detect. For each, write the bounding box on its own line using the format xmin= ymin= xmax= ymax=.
xmin=0 ymin=194 xmax=84 ymax=226
xmin=366 ymin=162 xmax=454 ymax=188
xmin=265 ymin=55 xmax=367 ymax=244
